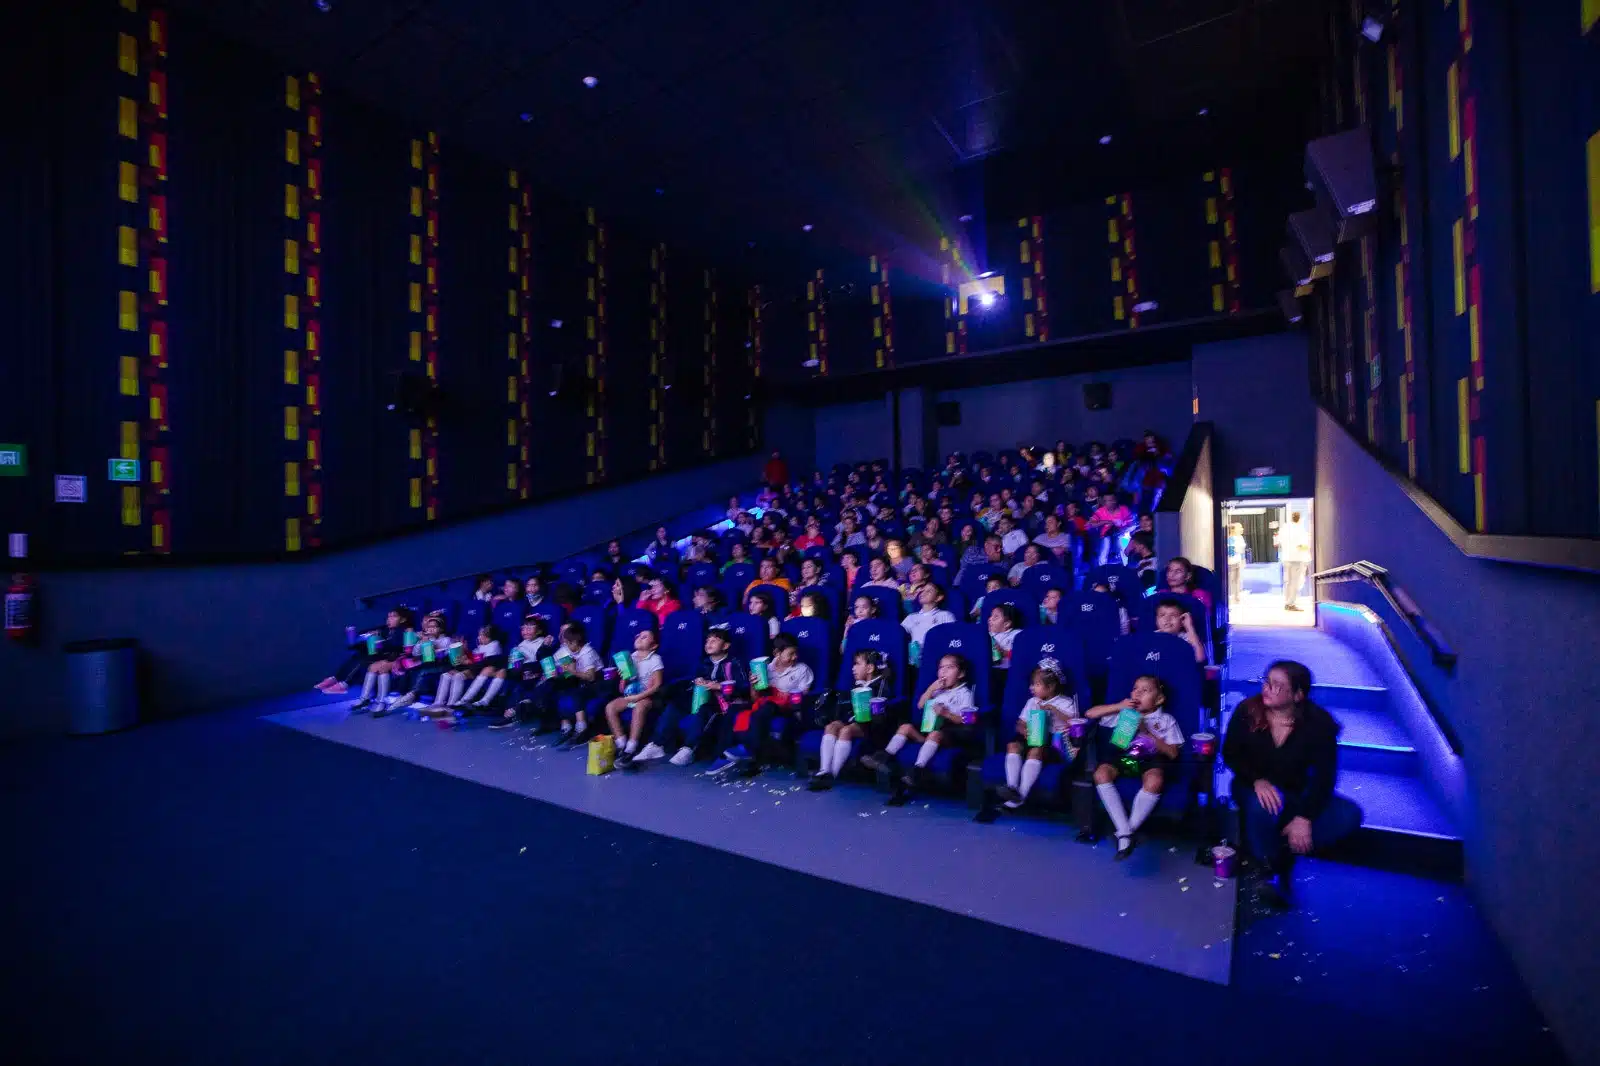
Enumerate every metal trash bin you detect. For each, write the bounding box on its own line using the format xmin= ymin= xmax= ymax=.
xmin=63 ymin=638 xmax=141 ymax=735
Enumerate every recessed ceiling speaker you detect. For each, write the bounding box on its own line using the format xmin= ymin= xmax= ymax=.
xmin=1306 ymin=126 xmax=1379 ymax=242
xmin=1288 ymin=208 xmax=1336 ymax=281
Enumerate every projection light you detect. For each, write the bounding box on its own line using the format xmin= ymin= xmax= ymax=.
xmin=315 ymin=0 xmax=332 ymax=11
xmin=802 ymin=358 xmax=820 ymax=368
xmin=582 ymin=76 xmax=599 ymax=88
xmin=520 ymin=112 xmax=533 ymax=122
xmin=977 ymin=291 xmax=997 ymax=308
xmin=1197 ymin=107 xmax=1209 ymax=116
xmin=802 ymin=224 xmax=814 ymax=232
xmin=549 ymin=319 xmax=563 ymax=329
xmin=1360 ymin=15 xmax=1384 ymax=42
xmin=958 ymin=214 xmax=973 ymax=222
xmin=1098 ymin=135 xmax=1112 ymax=145
xmin=1132 ymin=300 xmax=1159 ymax=314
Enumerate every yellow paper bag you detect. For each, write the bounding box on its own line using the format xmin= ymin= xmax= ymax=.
xmin=586 ymin=734 xmax=616 ymax=775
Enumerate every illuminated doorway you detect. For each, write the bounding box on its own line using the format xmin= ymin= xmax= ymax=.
xmin=1222 ymin=497 xmax=1314 ymax=627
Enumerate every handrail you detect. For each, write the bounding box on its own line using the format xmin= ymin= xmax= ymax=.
xmin=1314 ymin=561 xmax=1457 ymax=669
xmin=357 ymin=483 xmax=760 ymax=609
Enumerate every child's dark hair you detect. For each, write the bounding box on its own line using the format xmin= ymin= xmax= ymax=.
xmin=990 ymin=603 xmax=1023 ymax=630
xmin=749 ymin=589 xmax=777 ymax=617
xmin=853 ymin=594 xmax=880 ymax=617
xmin=1134 ymin=673 xmax=1171 ymax=706
xmin=521 ymin=614 xmax=549 ymax=638
xmin=941 ymin=652 xmax=972 ymax=684
xmin=613 ymin=574 xmax=641 ymax=604
xmin=772 ymin=633 xmax=799 ymax=656
xmin=1030 ymin=661 xmax=1065 ymax=693
xmin=391 ymin=606 xmax=414 ymax=628
xmin=475 ymin=573 xmax=493 ymax=587
xmin=854 ymin=648 xmax=893 ymax=689
xmin=705 ymin=625 xmax=732 ymax=646
xmin=561 ymin=619 xmax=588 ymax=644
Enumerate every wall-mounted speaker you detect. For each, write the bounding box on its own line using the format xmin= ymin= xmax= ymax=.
xmin=1083 ymin=382 xmax=1112 ymax=411
xmin=1288 ymin=208 xmax=1336 ymax=280
xmin=1280 ymin=243 xmax=1314 ymax=294
xmin=1306 ymin=126 xmax=1378 ymax=242
xmin=1275 ymin=289 xmax=1304 ymax=325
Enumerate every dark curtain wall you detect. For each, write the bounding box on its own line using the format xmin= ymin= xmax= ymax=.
xmin=757 ymin=161 xmax=1301 ymax=386
xmin=5 ymin=0 xmax=753 ymax=566
xmin=1312 ymin=0 xmax=1599 ymax=539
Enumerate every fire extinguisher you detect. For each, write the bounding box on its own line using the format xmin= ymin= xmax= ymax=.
xmin=5 ymin=573 xmax=35 ymax=643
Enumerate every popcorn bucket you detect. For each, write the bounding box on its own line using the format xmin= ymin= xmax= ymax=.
xmin=539 ymin=655 xmax=557 ymax=679
xmin=365 ymin=634 xmax=380 ymax=656
xmin=403 ymin=629 xmax=418 ymax=648
xmin=1025 ymin=708 xmax=1048 ymax=747
xmin=749 ymin=657 xmax=770 ymax=689
xmin=851 ymin=688 xmax=872 ymax=724
xmin=419 ymin=641 xmax=436 ymax=664
xmin=920 ymin=703 xmax=938 ymax=733
xmin=691 ymin=685 xmax=712 ymax=715
xmin=448 ymin=644 xmax=465 ymax=666
xmin=613 ymin=651 xmax=637 ymax=681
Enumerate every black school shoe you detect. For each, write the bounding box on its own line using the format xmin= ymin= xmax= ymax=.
xmin=807 ymin=771 xmax=834 ymax=792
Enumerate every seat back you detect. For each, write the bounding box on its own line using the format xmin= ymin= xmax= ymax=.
xmin=915 ymin=621 xmax=991 ymax=710
xmin=582 ymin=580 xmax=612 ymax=605
xmin=1062 ymin=590 xmax=1122 ymax=674
xmin=1106 ymin=632 xmax=1204 ymax=737
xmin=684 ymin=563 xmax=720 ymax=593
xmin=607 ymin=607 xmax=656 ymax=658
xmin=748 ymin=582 xmax=791 ymax=614
xmin=1019 ymin=563 xmax=1074 ymax=603
xmin=490 ymin=601 xmax=524 ymax=642
xmin=556 ymin=560 xmax=589 ymax=588
xmin=457 ymin=599 xmax=489 ymax=642
xmin=780 ymin=616 xmax=835 ymax=696
xmin=855 ymin=584 xmax=903 ymax=624
xmin=658 ymin=610 xmax=704 ymax=684
xmin=1002 ymin=626 xmax=1091 ymax=731
xmin=721 ymin=562 xmax=756 ymax=605
xmin=976 ymin=587 xmax=1038 ymax=627
xmin=1086 ymin=563 xmax=1141 ymax=607
xmin=836 ymin=618 xmax=908 ymax=699
xmin=957 ymin=563 xmax=1007 ymax=606
xmin=722 ymin=614 xmax=769 ymax=664
xmin=570 ymin=605 xmax=609 ymax=653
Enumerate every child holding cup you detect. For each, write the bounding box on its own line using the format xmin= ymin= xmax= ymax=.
xmin=995 ymin=658 xmax=1081 ymax=809
xmin=809 ymin=649 xmax=894 ymax=791
xmin=722 ymin=634 xmax=814 ymax=773
xmin=1085 ymin=674 xmax=1184 ymax=860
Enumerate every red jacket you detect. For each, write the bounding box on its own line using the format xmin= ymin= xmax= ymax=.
xmin=763 ymin=456 xmax=789 ymax=487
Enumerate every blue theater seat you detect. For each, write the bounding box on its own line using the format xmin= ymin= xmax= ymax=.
xmin=855 ymin=584 xmax=903 ymax=624
xmin=1062 ymin=590 xmax=1122 ymax=699
xmin=527 ymin=599 xmax=565 ymax=630
xmin=1099 ymin=631 xmax=1209 ymax=821
xmin=722 ymin=614 xmax=768 ymax=665
xmin=657 ymin=610 xmax=703 ymax=685
xmin=684 ymin=563 xmax=720 ymax=593
xmin=721 ymin=562 xmax=756 ymax=605
xmin=973 ymin=626 xmax=1092 ymax=808
xmin=747 ymin=582 xmax=791 ymax=615
xmin=1086 ymin=563 xmax=1141 ymax=608
xmin=975 ymin=587 xmax=1038 ymax=626
xmin=607 ymin=607 xmax=656 ymax=658
xmin=1019 ymin=563 xmax=1074 ymax=603
xmin=896 ymin=621 xmax=991 ymax=786
xmin=795 ymin=618 xmax=905 ymax=771
xmin=582 ymin=580 xmax=612 ymax=605
xmin=490 ymin=601 xmax=523 ymax=641
xmin=1135 ymin=590 xmax=1211 ymax=652
xmin=570 ymin=605 xmax=609 ymax=651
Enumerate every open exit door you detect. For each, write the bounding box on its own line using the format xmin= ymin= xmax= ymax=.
xmin=1222 ymin=497 xmax=1314 ymax=627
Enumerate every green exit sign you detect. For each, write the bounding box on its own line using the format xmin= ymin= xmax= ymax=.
xmin=108 ymin=458 xmax=141 ymax=483
xmin=0 ymin=444 xmax=26 ymax=476
xmin=1234 ymin=475 xmax=1292 ymax=497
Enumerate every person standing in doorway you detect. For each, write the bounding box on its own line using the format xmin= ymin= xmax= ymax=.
xmin=1226 ymin=522 xmax=1248 ymax=604
xmin=1277 ymin=511 xmax=1311 ymax=611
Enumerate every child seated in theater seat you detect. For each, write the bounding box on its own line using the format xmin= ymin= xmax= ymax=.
xmin=871 ymin=653 xmax=977 ymax=806
xmin=747 ymin=589 xmax=782 ymax=640
xmin=487 ymin=615 xmax=555 ymax=727
xmin=900 ymin=562 xmax=934 ymax=612
xmin=471 ymin=574 xmax=495 ymax=603
xmin=637 ymin=576 xmax=682 ymax=625
xmin=901 ymin=583 xmax=955 ymax=668
xmin=609 ymin=629 xmax=667 ymax=765
xmin=387 ymin=612 xmax=452 ymax=713
xmin=1153 ymin=600 xmax=1207 ymax=664
xmin=987 ymin=603 xmax=1022 ymax=675
xmin=547 ymin=620 xmax=603 ymax=749
xmin=810 ymin=650 xmax=895 ymax=791
xmin=718 ymin=633 xmax=814 ymax=772
xmin=996 ymin=658 xmax=1081 ymax=809
xmin=917 ymin=541 xmax=948 ymax=574
xmin=794 ymin=590 xmax=830 ymax=621
xmin=1091 ymin=579 xmax=1132 ymax=635
xmin=842 ymin=593 xmax=879 ymax=650
xmin=651 ymin=625 xmax=748 ymax=767
xmin=969 ymin=574 xmax=1007 ymax=622
xmin=1162 ymin=556 xmax=1214 ymax=616
xmin=1086 ymin=674 xmax=1183 ymax=860
xmin=348 ymin=608 xmax=413 ymax=712
xmin=492 ymin=576 xmax=523 ymax=607
xmin=1039 ymin=587 xmax=1064 ymax=625
xmin=454 ymin=624 xmax=509 ymax=713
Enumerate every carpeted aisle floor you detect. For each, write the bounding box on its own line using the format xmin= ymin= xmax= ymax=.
xmin=0 ymin=699 xmax=1567 ymax=1066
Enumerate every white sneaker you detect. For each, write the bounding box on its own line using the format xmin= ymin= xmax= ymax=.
xmin=635 ymin=742 xmax=666 ymax=762
xmin=669 ymin=746 xmax=694 ymax=767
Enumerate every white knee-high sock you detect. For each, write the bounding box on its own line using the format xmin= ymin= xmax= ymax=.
xmin=1019 ymin=758 xmax=1043 ymax=799
xmin=1004 ymin=752 xmax=1022 ymax=789
xmin=481 ymin=677 xmax=504 ymax=703
xmin=884 ymin=733 xmax=908 ymax=756
xmin=443 ymin=674 xmax=464 ymax=704
xmin=461 ymin=675 xmax=488 ymax=703
xmin=1097 ymin=782 xmax=1132 ymax=837
xmin=915 ymin=739 xmax=940 ymax=768
xmin=376 ymin=672 xmax=390 ymax=700
xmin=1129 ymin=788 xmax=1160 ymax=831
xmin=818 ymin=733 xmax=837 ymax=773
xmin=361 ymin=670 xmax=377 ymax=698
xmin=829 ymin=737 xmax=853 ymax=776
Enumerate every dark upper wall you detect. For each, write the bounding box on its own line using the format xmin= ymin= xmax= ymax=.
xmin=1310 ymin=0 xmax=1600 ymax=538
xmin=754 ymin=157 xmax=1306 ymax=384
xmin=1193 ymin=332 xmax=1316 ymax=495
xmin=0 ymin=0 xmax=757 ymax=567
xmin=0 ymin=457 xmax=755 ymax=740
xmin=1315 ymin=408 xmax=1600 ymax=1066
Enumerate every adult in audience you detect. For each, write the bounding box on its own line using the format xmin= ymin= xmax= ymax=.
xmin=1033 ymin=513 xmax=1071 ymax=561
xmin=1277 ymin=511 xmax=1312 ymax=612
xmin=1162 ymin=556 xmax=1213 ymax=615
xmin=763 ymin=450 xmax=789 ymax=490
xmin=1224 ymin=660 xmax=1363 ymax=908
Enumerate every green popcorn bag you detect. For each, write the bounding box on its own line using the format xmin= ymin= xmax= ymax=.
xmin=539 ymin=655 xmax=557 ymax=679
xmin=1109 ymin=707 xmax=1142 ymax=750
xmin=851 ymin=688 xmax=873 ymax=724
xmin=908 ymin=640 xmax=921 ymax=667
xmin=749 ymin=657 xmax=770 ymax=689
xmin=1026 ymin=707 xmax=1049 ymax=747
xmin=691 ymin=685 xmax=712 ymax=715
xmin=365 ymin=634 xmax=380 ymax=656
xmin=920 ymin=702 xmax=939 ymax=733
xmin=613 ymin=650 xmax=636 ymax=681
xmin=419 ymin=641 xmax=436 ymax=664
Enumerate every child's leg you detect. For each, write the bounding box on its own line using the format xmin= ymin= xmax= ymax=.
xmin=604 ymin=697 xmax=629 ymax=739
xmin=1094 ymin=763 xmax=1134 ymax=851
xmin=1018 ymin=746 xmax=1057 ymax=801
xmin=652 ymin=696 xmax=687 ymax=751
xmin=884 ymin=722 xmax=919 ymax=759
xmin=627 ymin=697 xmax=656 ymax=748
xmin=831 ymin=722 xmax=863 ymax=776
xmin=374 ymin=661 xmax=392 ymax=703
xmin=818 ymin=722 xmax=843 ymax=777
xmin=460 ymin=668 xmax=491 ymax=703
xmin=914 ymin=728 xmax=949 ymax=768
xmin=1004 ymin=723 xmax=1027 ymax=791
xmin=1128 ymin=767 xmax=1165 ymax=831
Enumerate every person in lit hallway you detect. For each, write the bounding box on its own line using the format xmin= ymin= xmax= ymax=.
xmin=1224 ymin=660 xmax=1362 ymax=908
xmin=1226 ymin=522 xmax=1248 ymax=604
xmin=1277 ymin=510 xmax=1311 ymax=611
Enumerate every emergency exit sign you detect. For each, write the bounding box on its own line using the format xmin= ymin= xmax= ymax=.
xmin=108 ymin=458 xmax=141 ymax=482
xmin=0 ymin=444 xmax=26 ymax=476
xmin=1234 ymin=475 xmax=1291 ymax=497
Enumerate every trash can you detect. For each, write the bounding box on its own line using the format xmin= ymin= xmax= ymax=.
xmin=63 ymin=638 xmax=141 ymax=735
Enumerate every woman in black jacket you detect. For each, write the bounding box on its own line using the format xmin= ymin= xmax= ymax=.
xmin=1224 ymin=659 xmax=1363 ymax=907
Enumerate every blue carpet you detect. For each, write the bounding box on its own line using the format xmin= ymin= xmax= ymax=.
xmin=0 ymin=702 xmax=1566 ymax=1066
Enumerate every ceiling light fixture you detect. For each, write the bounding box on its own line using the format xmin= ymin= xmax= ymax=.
xmin=977 ymin=291 xmax=997 ymax=308
xmin=958 ymin=214 xmax=973 ymax=223
xmin=315 ymin=0 xmax=332 ymax=11
xmin=802 ymin=224 xmax=813 ymax=232
xmin=549 ymin=319 xmax=563 ymax=329
xmin=519 ymin=112 xmax=533 ymax=123
xmin=1098 ymin=135 xmax=1112 ymax=146
xmin=1197 ymin=107 xmax=1209 ymax=116
xmin=582 ymin=75 xmax=598 ymax=88
xmin=1360 ymin=14 xmax=1385 ymax=42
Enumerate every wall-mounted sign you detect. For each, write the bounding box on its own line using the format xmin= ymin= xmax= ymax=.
xmin=1234 ymin=475 xmax=1292 ymax=497
xmin=0 ymin=444 xmax=26 ymax=476
xmin=108 ymin=458 xmax=141 ymax=483
xmin=55 ymin=475 xmax=87 ymax=503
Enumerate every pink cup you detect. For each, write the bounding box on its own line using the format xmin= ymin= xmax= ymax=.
xmin=1068 ymin=718 xmax=1090 ymax=741
xmin=1212 ymin=845 xmax=1237 ymax=879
